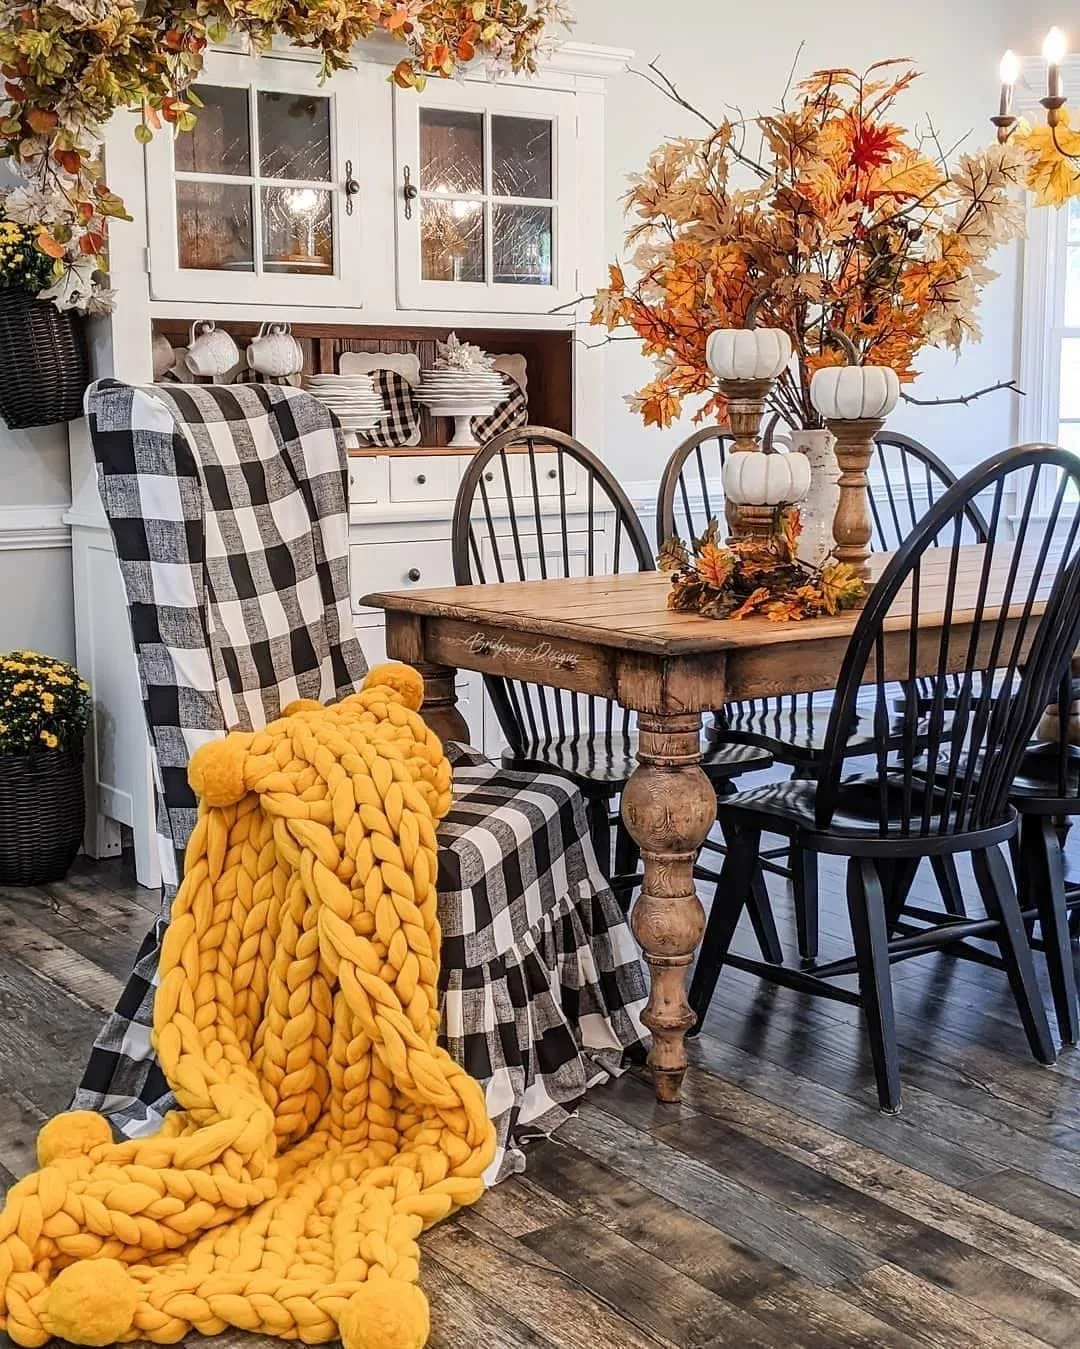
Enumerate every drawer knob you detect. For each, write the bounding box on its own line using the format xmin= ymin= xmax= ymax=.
xmin=407 ymin=568 xmax=422 ymax=583
xmin=547 ymin=469 xmax=558 ymax=480
xmin=484 ymin=471 xmax=494 ymax=482
xmin=416 ymin=473 xmax=427 ymax=485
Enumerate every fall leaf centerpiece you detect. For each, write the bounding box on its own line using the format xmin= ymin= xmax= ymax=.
xmin=661 ymin=511 xmax=866 ymax=623
xmin=592 ymin=59 xmax=1031 ymax=433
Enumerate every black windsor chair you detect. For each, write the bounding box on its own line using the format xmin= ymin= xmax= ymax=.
xmin=452 ymin=426 xmax=775 ymax=914
xmin=656 ymin=426 xmax=989 ymax=959
xmin=687 ymin=445 xmax=1080 ymax=1113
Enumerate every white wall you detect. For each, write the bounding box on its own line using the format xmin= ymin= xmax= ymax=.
xmin=0 ymin=421 xmax=74 ymax=661
xmin=572 ymin=0 xmax=1026 ymax=482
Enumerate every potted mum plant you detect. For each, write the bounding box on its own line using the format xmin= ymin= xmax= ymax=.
xmin=0 ymin=651 xmax=91 ymax=885
xmin=0 ymin=217 xmax=92 ymax=428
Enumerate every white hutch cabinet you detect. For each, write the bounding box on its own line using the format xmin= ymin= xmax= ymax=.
xmin=68 ymin=36 xmax=630 ymax=887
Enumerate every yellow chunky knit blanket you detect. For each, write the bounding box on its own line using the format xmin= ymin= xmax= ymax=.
xmin=0 ymin=664 xmax=495 ymax=1349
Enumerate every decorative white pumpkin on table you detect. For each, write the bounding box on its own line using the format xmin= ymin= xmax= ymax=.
xmin=705 ymin=328 xmax=793 ymax=386
xmin=722 ymin=445 xmax=811 ymax=505
xmin=721 ymin=445 xmax=810 ymax=542
xmin=809 ymin=364 xmax=900 ymax=422
xmin=810 ymin=354 xmax=901 ymax=588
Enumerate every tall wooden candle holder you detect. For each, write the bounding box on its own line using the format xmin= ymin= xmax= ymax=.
xmin=706 ymin=323 xmax=793 ymax=542
xmin=717 ymin=377 xmax=773 ymax=538
xmin=825 ymin=417 xmax=884 ymax=589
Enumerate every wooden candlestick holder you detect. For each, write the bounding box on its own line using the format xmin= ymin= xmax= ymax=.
xmin=737 ymin=503 xmax=779 ymax=542
xmin=825 ymin=417 xmax=884 ymax=591
xmin=719 ymin=377 xmax=773 ymax=539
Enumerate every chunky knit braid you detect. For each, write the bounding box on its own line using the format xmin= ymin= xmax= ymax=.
xmin=0 ymin=665 xmax=495 ymax=1349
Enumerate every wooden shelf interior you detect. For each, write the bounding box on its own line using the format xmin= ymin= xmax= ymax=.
xmin=152 ymin=319 xmax=574 ymax=448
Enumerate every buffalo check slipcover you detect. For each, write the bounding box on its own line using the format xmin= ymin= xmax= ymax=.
xmin=75 ymin=380 xmax=647 ymax=1182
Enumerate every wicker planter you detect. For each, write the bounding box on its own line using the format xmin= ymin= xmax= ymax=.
xmin=0 ymin=744 xmax=85 ymax=885
xmin=0 ymin=290 xmax=90 ymax=428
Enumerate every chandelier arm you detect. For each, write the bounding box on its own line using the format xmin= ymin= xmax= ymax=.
xmin=1051 ymin=121 xmax=1080 ymax=164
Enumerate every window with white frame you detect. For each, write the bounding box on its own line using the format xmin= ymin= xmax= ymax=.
xmin=1015 ymin=56 xmax=1080 ymax=499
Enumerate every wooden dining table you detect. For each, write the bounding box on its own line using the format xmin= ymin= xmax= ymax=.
xmin=362 ymin=543 xmax=1048 ymax=1104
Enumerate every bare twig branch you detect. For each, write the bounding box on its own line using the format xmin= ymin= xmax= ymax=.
xmin=900 ymin=379 xmax=1024 ymax=407
xmin=632 ymin=61 xmax=717 ymax=131
xmin=780 ymin=41 xmax=806 ymax=110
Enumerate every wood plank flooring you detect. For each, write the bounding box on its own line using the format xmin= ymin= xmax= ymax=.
xmin=0 ymin=846 xmax=1077 ymax=1348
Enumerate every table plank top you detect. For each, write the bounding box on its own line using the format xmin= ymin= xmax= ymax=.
xmin=362 ymin=543 xmax=1051 ymax=658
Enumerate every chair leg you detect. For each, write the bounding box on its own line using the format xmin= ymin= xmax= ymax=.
xmin=688 ymin=824 xmax=760 ymax=1035
xmin=847 ymin=857 xmax=903 ymax=1113
xmin=792 ymin=844 xmax=819 ymax=962
xmin=587 ymin=794 xmax=613 ymax=880
xmin=612 ymin=818 xmax=642 ymax=915
xmin=748 ymin=868 xmax=783 ymax=965
xmin=1019 ymin=816 xmax=1079 ymax=1046
xmin=973 ymin=845 xmax=1057 ymax=1066
xmin=930 ymin=854 xmax=967 ymax=919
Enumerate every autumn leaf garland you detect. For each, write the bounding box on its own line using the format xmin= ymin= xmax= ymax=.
xmin=0 ymin=1 xmax=573 ymax=312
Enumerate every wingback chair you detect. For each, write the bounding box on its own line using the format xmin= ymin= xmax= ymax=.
xmin=75 ymin=380 xmax=647 ymax=1182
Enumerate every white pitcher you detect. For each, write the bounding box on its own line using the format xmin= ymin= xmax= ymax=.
xmin=772 ymin=427 xmax=840 ymax=568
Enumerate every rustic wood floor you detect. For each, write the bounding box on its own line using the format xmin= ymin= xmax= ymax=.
xmin=1 ymin=846 xmax=1078 ymax=1348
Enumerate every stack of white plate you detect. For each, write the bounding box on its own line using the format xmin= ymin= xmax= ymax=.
xmin=303 ymin=373 xmax=387 ymax=431
xmin=415 ymin=368 xmax=508 ymax=413
xmin=415 ymin=368 xmax=509 ymax=446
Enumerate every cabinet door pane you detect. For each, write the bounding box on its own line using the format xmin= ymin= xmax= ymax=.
xmin=492 ymin=116 xmax=552 ymax=199
xmin=176 ymin=85 xmax=250 ymax=175
xmin=493 ymin=204 xmax=552 ymax=285
xmin=261 ymin=187 xmax=333 ymax=274
xmin=177 ymin=182 xmax=254 ymax=271
xmin=257 ymin=91 xmax=331 ymax=181
xmin=420 ymin=109 xmax=483 ymax=194
xmin=421 ymin=199 xmax=484 ymax=282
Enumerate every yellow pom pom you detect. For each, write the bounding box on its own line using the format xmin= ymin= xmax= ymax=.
xmin=44 ymin=1259 xmax=139 ymax=1346
xmin=339 ymin=1280 xmax=430 ymax=1349
xmin=36 ymin=1111 xmax=113 ymax=1166
xmin=282 ymin=698 xmax=323 ymax=717
xmin=364 ymin=663 xmax=424 ymax=712
xmin=188 ymin=736 xmax=249 ymax=807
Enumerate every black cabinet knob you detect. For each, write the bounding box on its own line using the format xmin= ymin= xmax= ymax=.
xmin=407 ymin=568 xmax=421 ymax=582
xmin=484 ymin=471 xmax=495 ymax=482
xmin=547 ymin=468 xmax=558 ymax=480
xmin=416 ymin=474 xmax=427 ymax=485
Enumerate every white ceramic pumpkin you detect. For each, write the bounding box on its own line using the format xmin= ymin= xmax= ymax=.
xmin=722 ymin=450 xmax=811 ymax=506
xmin=706 ymin=327 xmax=792 ymax=383
xmin=810 ymin=365 xmax=900 ymax=421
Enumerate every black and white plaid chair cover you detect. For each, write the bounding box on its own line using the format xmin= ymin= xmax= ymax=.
xmin=75 ymin=381 xmax=647 ymax=1182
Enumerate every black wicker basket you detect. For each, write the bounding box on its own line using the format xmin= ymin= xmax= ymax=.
xmin=0 ymin=744 xmax=85 ymax=886
xmin=0 ymin=289 xmax=90 ymax=428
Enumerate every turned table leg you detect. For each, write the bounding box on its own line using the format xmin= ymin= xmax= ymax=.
xmin=621 ymin=712 xmax=716 ymax=1102
xmin=415 ymin=662 xmax=471 ymax=745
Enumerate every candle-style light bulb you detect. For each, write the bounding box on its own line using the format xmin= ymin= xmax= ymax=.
xmin=999 ymin=49 xmax=1020 ymax=116
xmin=1044 ymin=27 xmax=1067 ymax=100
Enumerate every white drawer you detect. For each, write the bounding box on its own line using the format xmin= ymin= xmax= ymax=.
xmin=513 ymin=453 xmax=579 ymax=498
xmin=389 ymin=457 xmax=458 ymax=504
xmin=475 ymin=457 xmax=515 ymax=500
xmin=350 ymin=539 xmax=451 ymax=613
xmin=348 ymin=457 xmax=386 ymax=505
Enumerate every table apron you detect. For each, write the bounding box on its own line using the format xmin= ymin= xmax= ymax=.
xmin=383 ymin=613 xmax=731 ymax=714
xmin=385 ymin=612 xmax=1038 ymax=710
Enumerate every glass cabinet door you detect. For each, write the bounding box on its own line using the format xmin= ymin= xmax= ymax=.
xmin=395 ymin=82 xmax=577 ymax=313
xmin=146 ymin=53 xmax=363 ymax=305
